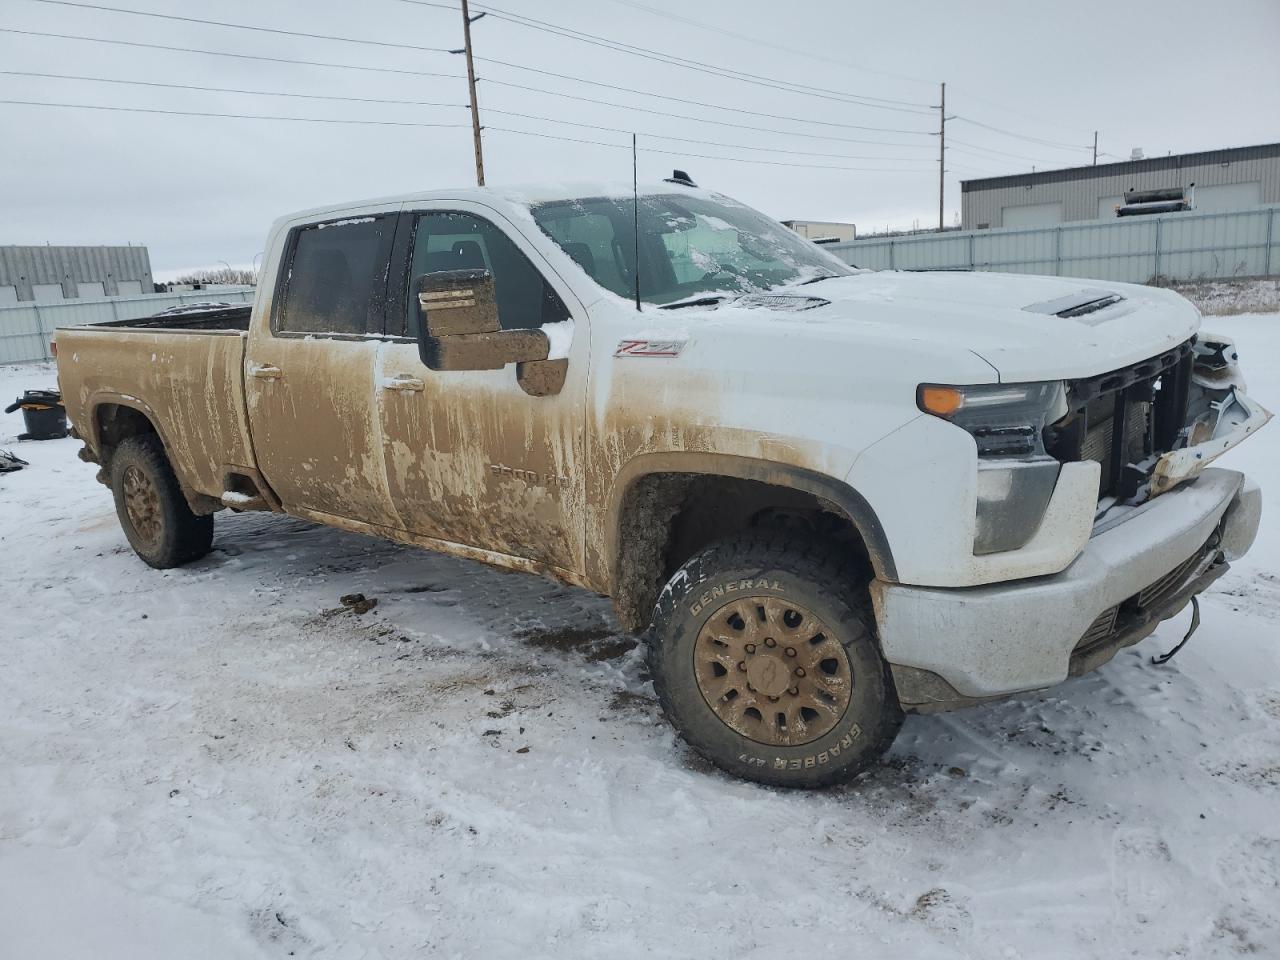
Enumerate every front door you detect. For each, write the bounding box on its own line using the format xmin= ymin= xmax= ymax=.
xmin=376 ymin=204 xmax=588 ymax=575
xmin=246 ymin=211 xmax=401 ymax=529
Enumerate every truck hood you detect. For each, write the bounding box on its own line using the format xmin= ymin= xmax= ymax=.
xmin=740 ymin=271 xmax=1201 ymax=382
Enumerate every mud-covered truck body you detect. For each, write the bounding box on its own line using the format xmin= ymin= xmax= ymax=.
xmin=56 ymin=181 xmax=1270 ymax=787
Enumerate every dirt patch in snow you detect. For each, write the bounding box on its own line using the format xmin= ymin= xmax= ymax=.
xmin=516 ymin=623 xmax=638 ymax=662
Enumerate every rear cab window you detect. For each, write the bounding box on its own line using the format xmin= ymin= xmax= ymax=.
xmin=276 ymin=215 xmax=396 ymax=336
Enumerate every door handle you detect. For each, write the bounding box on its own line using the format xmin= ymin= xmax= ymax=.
xmin=382 ymin=375 xmax=425 ymax=393
xmin=250 ymin=364 xmax=282 ymax=381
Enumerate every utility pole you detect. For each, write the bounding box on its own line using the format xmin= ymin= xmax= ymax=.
xmin=459 ymin=0 xmax=486 ymax=186
xmin=1092 ymin=131 xmax=1098 ymax=166
xmin=937 ymin=81 xmax=946 ymax=232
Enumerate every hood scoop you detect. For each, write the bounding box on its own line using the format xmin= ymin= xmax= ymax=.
xmin=735 ymin=293 xmax=830 ymax=311
xmin=1023 ymin=289 xmax=1126 ymax=324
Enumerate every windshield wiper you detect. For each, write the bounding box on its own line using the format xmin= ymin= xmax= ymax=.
xmin=658 ymin=294 xmax=730 ymax=310
xmin=797 ymin=273 xmax=840 ymax=286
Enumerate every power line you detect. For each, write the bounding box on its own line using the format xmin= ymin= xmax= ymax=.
xmin=476 ymin=7 xmax=936 ymax=114
xmin=951 ymin=88 xmax=1097 ymax=143
xmin=0 ymin=62 xmax=935 ymax=151
xmin=0 ymin=97 xmax=934 ymax=174
xmin=483 ymin=106 xmax=937 ymax=161
xmin=0 ymin=70 xmax=466 ymax=110
xmin=948 ymin=138 xmax=1060 ymax=164
xmin=474 ymin=58 xmax=936 ymax=135
xmin=18 ymin=0 xmax=1101 ymax=189
xmin=596 ymin=0 xmax=1100 ymax=148
xmin=949 ymin=139 xmax=1044 ymax=162
xmin=0 ymin=28 xmax=465 ymax=82
xmin=478 ymin=2 xmax=933 ymax=110
xmin=947 ymin=162 xmax=1006 ymax=176
xmin=486 ymin=126 xmax=932 ymax=173
xmin=600 ymin=0 xmax=937 ymax=88
xmin=0 ymin=98 xmax=470 ymax=128
xmin=493 ymin=0 xmax=1104 ymax=169
xmin=459 ymin=2 xmax=1106 ymax=172
xmin=594 ymin=2 xmax=1106 ymax=165
xmin=0 ymin=27 xmax=937 ymax=139
xmin=421 ymin=0 xmax=938 ymax=114
xmin=481 ymin=76 xmax=935 ymax=147
xmin=0 ymin=70 xmax=937 ymax=162
xmin=3 ymin=19 xmax=1062 ymax=179
xmin=26 ymin=0 xmax=933 ymax=118
xmin=25 ymin=0 xmax=453 ymax=54
xmin=951 ymin=115 xmax=1092 ymax=153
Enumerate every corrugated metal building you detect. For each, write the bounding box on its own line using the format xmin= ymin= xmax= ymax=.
xmin=782 ymin=220 xmax=857 ymax=242
xmin=0 ymin=245 xmax=154 ymax=304
xmin=961 ymin=143 xmax=1280 ymax=230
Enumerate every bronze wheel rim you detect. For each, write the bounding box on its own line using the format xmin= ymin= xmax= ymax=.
xmin=122 ymin=464 xmax=162 ymax=549
xmin=693 ymin=596 xmax=853 ymax=747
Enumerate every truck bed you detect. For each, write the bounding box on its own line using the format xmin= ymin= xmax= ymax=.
xmin=95 ymin=303 xmax=252 ymax=332
xmin=57 ymin=306 xmax=256 ymax=505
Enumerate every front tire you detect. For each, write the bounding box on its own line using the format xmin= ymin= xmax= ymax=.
xmin=109 ymin=434 xmax=214 ymax=568
xmin=647 ymin=535 xmax=902 ymax=788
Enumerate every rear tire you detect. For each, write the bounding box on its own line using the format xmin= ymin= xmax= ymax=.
xmin=109 ymin=434 xmax=214 ymax=568
xmin=647 ymin=534 xmax=902 ymax=788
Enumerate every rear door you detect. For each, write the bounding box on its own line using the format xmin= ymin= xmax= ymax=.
xmin=375 ymin=202 xmax=589 ymax=575
xmin=245 ymin=210 xmax=402 ymax=529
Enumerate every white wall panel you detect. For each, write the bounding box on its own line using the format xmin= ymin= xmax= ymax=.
xmin=826 ymin=207 xmax=1278 ymax=287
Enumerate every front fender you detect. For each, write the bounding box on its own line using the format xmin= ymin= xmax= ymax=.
xmin=606 ymin=451 xmax=898 ymax=583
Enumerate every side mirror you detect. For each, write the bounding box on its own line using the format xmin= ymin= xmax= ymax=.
xmin=418 ymin=268 xmax=499 ymax=338
xmin=414 ymin=270 xmax=567 ymax=396
xmin=416 ymin=269 xmax=545 ymax=371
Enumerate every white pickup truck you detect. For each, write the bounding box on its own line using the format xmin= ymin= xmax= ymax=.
xmin=56 ymin=177 xmax=1269 ymax=787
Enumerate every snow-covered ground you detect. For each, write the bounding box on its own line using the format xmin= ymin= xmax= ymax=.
xmin=1172 ymin=278 xmax=1280 ymax=317
xmin=2 ymin=316 xmax=1279 ymax=960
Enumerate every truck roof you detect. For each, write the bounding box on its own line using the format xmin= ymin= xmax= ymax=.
xmin=271 ymin=180 xmax=723 ymax=231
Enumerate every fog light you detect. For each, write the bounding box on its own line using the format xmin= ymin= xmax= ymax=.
xmin=974 ymin=460 xmax=1060 ymax=555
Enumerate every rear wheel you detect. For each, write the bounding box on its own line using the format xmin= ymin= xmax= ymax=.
xmin=109 ymin=435 xmax=213 ymax=568
xmin=647 ymin=535 xmax=902 ymax=788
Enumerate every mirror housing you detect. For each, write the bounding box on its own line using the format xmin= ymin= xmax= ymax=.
xmin=417 ymin=268 xmax=499 ymax=338
xmin=416 ymin=269 xmax=549 ymax=372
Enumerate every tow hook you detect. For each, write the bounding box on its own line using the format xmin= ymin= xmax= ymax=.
xmin=1152 ymin=595 xmax=1201 ymax=665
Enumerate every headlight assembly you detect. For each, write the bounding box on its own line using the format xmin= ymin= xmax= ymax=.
xmin=917 ymin=381 xmax=1068 ymax=458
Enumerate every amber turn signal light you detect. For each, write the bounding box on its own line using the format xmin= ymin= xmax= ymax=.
xmin=917 ymin=384 xmax=963 ymax=418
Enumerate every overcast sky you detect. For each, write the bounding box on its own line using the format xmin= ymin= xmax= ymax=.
xmin=3 ymin=0 xmax=1278 ymax=277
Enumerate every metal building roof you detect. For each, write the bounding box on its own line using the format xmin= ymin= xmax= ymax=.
xmin=960 ymin=142 xmax=1280 ymax=193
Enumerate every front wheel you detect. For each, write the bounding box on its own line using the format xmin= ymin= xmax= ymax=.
xmin=109 ymin=434 xmax=214 ymax=568
xmin=647 ymin=535 xmax=902 ymax=788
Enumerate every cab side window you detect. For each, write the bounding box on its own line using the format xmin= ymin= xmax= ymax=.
xmin=535 ymin=209 xmax=629 ymax=294
xmin=278 ymin=216 xmax=393 ymax=335
xmin=405 ymin=211 xmax=568 ymax=335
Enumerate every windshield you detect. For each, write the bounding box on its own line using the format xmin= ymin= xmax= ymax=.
xmin=529 ymin=192 xmax=854 ymax=305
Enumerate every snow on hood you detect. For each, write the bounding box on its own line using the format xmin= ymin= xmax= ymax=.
xmin=690 ymin=272 xmax=1201 ymax=383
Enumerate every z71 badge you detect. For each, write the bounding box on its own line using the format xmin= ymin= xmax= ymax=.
xmin=614 ymin=339 xmax=686 ymax=358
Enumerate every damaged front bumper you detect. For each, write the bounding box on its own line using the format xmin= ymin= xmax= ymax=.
xmin=873 ymin=467 xmax=1261 ymax=711
xmin=1150 ymin=386 xmax=1271 ymax=495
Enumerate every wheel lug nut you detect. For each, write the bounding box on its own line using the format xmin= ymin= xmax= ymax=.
xmin=789 ymin=686 xmax=799 ymax=696
xmin=795 ymin=667 xmax=806 ymax=677
xmin=768 ymin=695 xmax=779 ymax=702
xmin=744 ymin=643 xmax=756 ymax=654
xmin=764 ymin=638 xmax=776 ymax=647
xmin=784 ymin=647 xmax=796 ymax=657
xmin=737 ymin=661 xmax=746 ymax=672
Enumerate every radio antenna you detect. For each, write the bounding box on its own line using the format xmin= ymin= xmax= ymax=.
xmin=632 ymin=133 xmax=641 ymax=312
